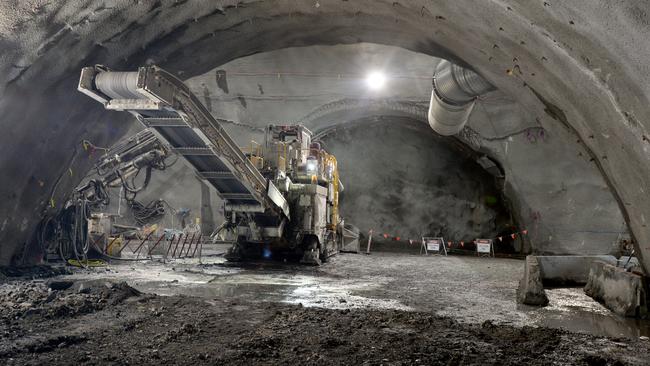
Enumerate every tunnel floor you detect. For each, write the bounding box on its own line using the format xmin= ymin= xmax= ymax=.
xmin=1 ymin=252 xmax=649 ymax=365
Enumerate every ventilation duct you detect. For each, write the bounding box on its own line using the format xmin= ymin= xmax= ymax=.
xmin=428 ymin=60 xmax=495 ymax=136
xmin=95 ymin=71 xmax=145 ymax=100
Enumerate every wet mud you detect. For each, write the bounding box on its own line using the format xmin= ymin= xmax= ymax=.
xmin=1 ymin=280 xmax=649 ymax=365
xmin=1 ymin=253 xmax=650 ymax=365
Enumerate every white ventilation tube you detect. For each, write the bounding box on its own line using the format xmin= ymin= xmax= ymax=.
xmin=95 ymin=71 xmax=144 ymax=99
xmin=428 ymin=60 xmax=495 ymax=136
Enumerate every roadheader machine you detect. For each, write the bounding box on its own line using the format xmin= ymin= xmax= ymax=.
xmin=77 ymin=65 xmax=352 ymax=264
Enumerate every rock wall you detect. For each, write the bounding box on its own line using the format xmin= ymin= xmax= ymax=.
xmin=319 ymin=118 xmax=508 ymax=242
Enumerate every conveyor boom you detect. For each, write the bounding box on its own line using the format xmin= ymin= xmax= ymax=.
xmin=78 ymin=65 xmax=290 ymax=219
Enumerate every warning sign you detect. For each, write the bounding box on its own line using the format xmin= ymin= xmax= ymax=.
xmin=427 ymin=239 xmax=441 ymax=251
xmin=475 ymin=238 xmax=493 ymax=257
xmin=421 ymin=237 xmax=447 ymax=256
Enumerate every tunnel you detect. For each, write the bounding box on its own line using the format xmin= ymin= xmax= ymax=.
xmin=1 ymin=1 xmax=649 ymax=364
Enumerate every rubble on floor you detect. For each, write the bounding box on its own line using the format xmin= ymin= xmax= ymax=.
xmin=1 ymin=279 xmax=649 ymax=365
xmin=0 ymin=265 xmax=70 ymax=280
xmin=0 ymin=279 xmax=143 ymax=344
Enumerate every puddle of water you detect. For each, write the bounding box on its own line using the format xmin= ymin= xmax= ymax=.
xmin=545 ymin=288 xmax=613 ymax=315
xmin=525 ymin=288 xmax=650 ymax=339
xmin=284 ymin=280 xmax=413 ymax=311
xmin=73 ymin=259 xmax=413 ymax=311
xmin=59 ymin=259 xmax=650 ymax=339
xmin=139 ymin=282 xmax=291 ymax=302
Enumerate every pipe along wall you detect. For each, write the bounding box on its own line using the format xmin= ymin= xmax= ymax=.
xmin=428 ymin=60 xmax=495 ymax=136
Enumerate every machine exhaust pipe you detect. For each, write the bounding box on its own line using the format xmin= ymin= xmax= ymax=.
xmin=428 ymin=60 xmax=495 ymax=136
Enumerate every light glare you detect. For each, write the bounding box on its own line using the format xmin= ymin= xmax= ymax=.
xmin=366 ymin=71 xmax=386 ymax=91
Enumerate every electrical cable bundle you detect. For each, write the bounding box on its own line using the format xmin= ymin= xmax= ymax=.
xmin=128 ymin=199 xmax=166 ymax=226
xmin=84 ymin=179 xmax=110 ymax=207
xmin=37 ymin=196 xmax=92 ymax=266
xmin=117 ymin=162 xmax=168 ymax=226
xmin=40 ymin=136 xmax=176 ymax=263
xmin=118 ymin=165 xmax=154 ymax=201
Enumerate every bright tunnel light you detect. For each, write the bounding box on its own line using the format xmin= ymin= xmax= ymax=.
xmin=365 ymin=70 xmax=386 ymax=91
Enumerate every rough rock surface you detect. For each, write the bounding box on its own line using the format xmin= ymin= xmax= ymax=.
xmin=321 ymin=118 xmax=509 ymax=241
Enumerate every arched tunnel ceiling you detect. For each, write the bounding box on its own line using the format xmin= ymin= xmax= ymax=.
xmin=0 ymin=1 xmax=649 ymax=270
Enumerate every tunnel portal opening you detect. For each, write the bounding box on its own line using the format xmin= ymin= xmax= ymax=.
xmin=316 ymin=116 xmax=518 ymax=256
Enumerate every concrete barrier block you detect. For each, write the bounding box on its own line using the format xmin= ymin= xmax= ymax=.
xmin=517 ymin=255 xmax=549 ymax=306
xmin=536 ymin=255 xmax=617 ymax=286
xmin=584 ymin=260 xmax=648 ymax=317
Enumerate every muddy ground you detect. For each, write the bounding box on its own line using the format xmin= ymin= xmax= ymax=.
xmin=1 ymin=253 xmax=650 ymax=365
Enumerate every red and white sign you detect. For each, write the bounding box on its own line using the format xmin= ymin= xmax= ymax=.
xmin=476 ymin=239 xmax=493 ymax=254
xmin=426 ymin=238 xmax=442 ymax=252
xmin=421 ymin=237 xmax=447 ymax=256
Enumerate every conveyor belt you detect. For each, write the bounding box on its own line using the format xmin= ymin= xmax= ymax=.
xmin=78 ymin=65 xmax=289 ymax=218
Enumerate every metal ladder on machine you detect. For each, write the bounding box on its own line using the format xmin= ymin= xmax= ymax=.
xmin=78 ymin=65 xmax=290 ymax=221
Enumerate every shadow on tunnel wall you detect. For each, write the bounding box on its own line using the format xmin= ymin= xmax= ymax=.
xmin=0 ymin=76 xmax=135 ymax=265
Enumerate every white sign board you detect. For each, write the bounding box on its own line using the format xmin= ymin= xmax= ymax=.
xmin=426 ymin=239 xmax=441 ymax=252
xmin=421 ymin=237 xmax=447 ymax=256
xmin=475 ymin=239 xmax=493 ymax=256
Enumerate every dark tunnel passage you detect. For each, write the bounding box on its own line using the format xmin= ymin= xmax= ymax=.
xmin=317 ymin=116 xmax=513 ymax=249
